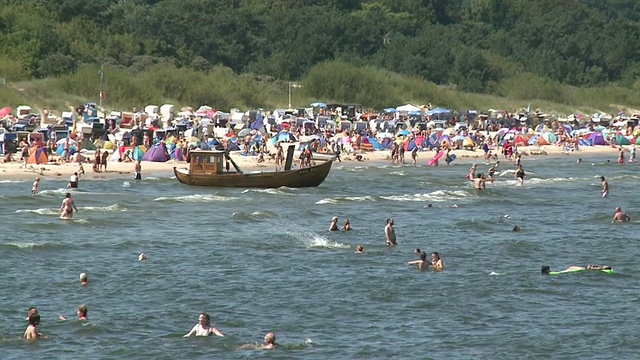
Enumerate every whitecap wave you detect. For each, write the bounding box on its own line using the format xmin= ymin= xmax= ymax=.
xmin=154 ymin=194 xmax=238 ymax=202
xmin=242 ymin=188 xmax=295 ymax=195
xmin=315 ymin=195 xmax=376 ymax=204
xmin=389 ymin=171 xmax=406 ymax=176
xmin=0 ymin=179 xmax=25 ymax=183
xmin=16 ymin=208 xmax=59 ymax=216
xmin=80 ymin=204 xmax=126 ymax=212
xmin=380 ymin=190 xmax=468 ymax=202
xmin=122 ymin=181 xmax=131 ymax=188
xmin=305 ymin=235 xmax=350 ymax=249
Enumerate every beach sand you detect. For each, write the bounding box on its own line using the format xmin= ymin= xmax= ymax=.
xmin=0 ymin=144 xmax=623 ymax=182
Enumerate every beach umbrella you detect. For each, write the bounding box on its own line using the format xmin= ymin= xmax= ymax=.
xmin=0 ymin=106 xmax=11 ymax=117
xmin=541 ymin=132 xmax=557 ymax=143
xmin=56 ymin=137 xmax=77 ymax=145
xmin=382 ymin=108 xmax=397 ymax=113
xmin=310 ymin=102 xmax=326 ymax=108
xmin=397 ymin=129 xmax=411 ymax=136
xmin=238 ymin=128 xmax=251 ymax=137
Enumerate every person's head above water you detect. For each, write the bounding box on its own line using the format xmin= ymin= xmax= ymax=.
xmin=541 ymin=266 xmax=551 ymax=275
xmin=264 ymin=332 xmax=276 ymax=345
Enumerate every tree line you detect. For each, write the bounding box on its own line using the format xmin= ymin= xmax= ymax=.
xmin=0 ymin=0 xmax=639 ymax=99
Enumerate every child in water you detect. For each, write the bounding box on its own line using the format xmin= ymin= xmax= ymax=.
xmin=32 ymin=177 xmax=40 ymax=195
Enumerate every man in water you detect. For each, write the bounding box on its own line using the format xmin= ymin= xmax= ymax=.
xmin=408 ymin=251 xmax=428 ymax=270
xmin=600 ymin=176 xmax=608 ymax=197
xmin=613 ymin=207 xmax=631 ymax=222
xmin=262 ymin=332 xmax=277 ymax=349
xmin=67 ymin=172 xmax=79 ymax=188
xmin=541 ymin=264 xmax=611 ymax=275
xmin=31 ymin=177 xmax=40 ymax=195
xmin=59 ymin=193 xmax=78 ymax=219
xmin=472 ymin=173 xmax=486 ymax=189
xmin=385 ymin=218 xmax=396 ymax=245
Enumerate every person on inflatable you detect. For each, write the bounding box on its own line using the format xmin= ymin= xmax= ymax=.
xmin=542 ymin=265 xmax=612 ymax=275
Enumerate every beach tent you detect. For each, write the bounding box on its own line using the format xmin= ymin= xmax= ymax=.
xmin=586 ymin=131 xmax=606 ymax=145
xmin=615 ymin=134 xmax=630 ymax=145
xmin=527 ymin=134 xmax=549 ymax=146
xmin=541 ymin=132 xmax=557 ymax=144
xmin=426 ymin=107 xmax=450 ymax=115
xmin=27 ymin=146 xmax=48 ymax=164
xmin=463 ymin=136 xmax=475 ymax=148
xmin=513 ymin=134 xmax=527 ymax=146
xmin=271 ymin=130 xmax=297 ymax=144
xmin=364 ymin=136 xmax=383 ymax=150
xmin=56 ymin=143 xmax=77 ymax=156
xmin=438 ymin=134 xmax=451 ymax=145
xmin=142 ymin=143 xmax=169 ymax=162
xmin=396 ymin=104 xmax=421 ymax=113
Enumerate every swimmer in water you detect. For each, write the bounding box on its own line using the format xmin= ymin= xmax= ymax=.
xmin=355 ymin=245 xmax=363 ymax=253
xmin=139 ymin=253 xmax=147 ymax=261
xmin=430 ymin=252 xmax=444 ymax=270
xmin=329 ymin=216 xmax=339 ymax=231
xmin=59 ymin=304 xmax=88 ymax=321
xmin=183 ymin=312 xmax=224 ymax=337
xmin=385 ymin=218 xmax=396 ymax=245
xmin=512 ymin=225 xmax=521 ymax=232
xmin=31 ymin=177 xmax=40 ymax=195
xmin=59 ymin=193 xmax=78 ymax=219
xmin=80 ymin=272 xmax=88 ymax=285
xmin=613 ymin=207 xmax=631 ymax=222
xmin=541 ymin=264 xmax=611 ymax=275
xmin=600 ymin=176 xmax=608 ymax=197
xmin=239 ymin=331 xmax=277 ymax=349
xmin=341 ymin=218 xmax=352 ymax=231
xmin=408 ymin=251 xmax=428 ymax=270
xmin=24 ymin=313 xmax=40 ymax=340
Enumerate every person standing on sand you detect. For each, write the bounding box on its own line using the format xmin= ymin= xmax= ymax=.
xmin=101 ymin=151 xmax=108 ymax=172
xmin=93 ymin=147 xmax=102 ymax=173
xmin=385 ymin=218 xmax=397 ymax=245
xmin=59 ymin=193 xmax=78 ymax=219
xmin=600 ymin=176 xmax=609 ymax=197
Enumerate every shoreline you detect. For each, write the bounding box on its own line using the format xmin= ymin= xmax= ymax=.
xmin=0 ymin=144 xmax=624 ymax=182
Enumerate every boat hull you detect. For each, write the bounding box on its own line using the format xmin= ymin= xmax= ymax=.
xmin=173 ymin=160 xmax=333 ymax=188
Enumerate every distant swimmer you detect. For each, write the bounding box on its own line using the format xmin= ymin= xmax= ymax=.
xmin=618 ymin=146 xmax=624 ymax=164
xmin=613 ymin=207 xmax=631 ymax=222
xmin=514 ymin=164 xmax=525 ymax=186
xmin=408 ymin=251 xmax=428 ymax=270
xmin=355 ymin=245 xmax=363 ymax=253
xmin=80 ymin=272 xmax=88 ymax=285
xmin=59 ymin=304 xmax=88 ymax=321
xmin=139 ymin=253 xmax=147 ymax=261
xmin=184 ymin=312 xmax=224 ymax=337
xmin=67 ymin=172 xmax=79 ymax=188
xmin=385 ymin=218 xmax=396 ymax=245
xmin=600 ymin=176 xmax=608 ymax=197
xmin=239 ymin=332 xmax=277 ymax=349
xmin=541 ymin=264 xmax=612 ymax=275
xmin=329 ymin=216 xmax=339 ymax=231
xmin=59 ymin=193 xmax=78 ymax=219
xmin=577 ymin=158 xmax=582 ymax=164
xmin=512 ymin=225 xmax=521 ymax=232
xmin=341 ymin=218 xmax=352 ymax=231
xmin=31 ymin=177 xmax=40 ymax=195
xmin=430 ymin=252 xmax=444 ymax=270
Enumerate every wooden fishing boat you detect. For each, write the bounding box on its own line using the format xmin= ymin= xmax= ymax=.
xmin=173 ymin=146 xmax=333 ymax=188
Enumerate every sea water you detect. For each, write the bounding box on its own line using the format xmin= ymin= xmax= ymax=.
xmin=1 ymin=155 xmax=639 ymax=359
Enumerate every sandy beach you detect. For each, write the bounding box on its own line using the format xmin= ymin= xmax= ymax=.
xmin=0 ymin=144 xmax=623 ymax=182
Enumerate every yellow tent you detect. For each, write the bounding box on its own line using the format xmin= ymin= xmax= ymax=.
xmin=463 ymin=136 xmax=474 ymax=148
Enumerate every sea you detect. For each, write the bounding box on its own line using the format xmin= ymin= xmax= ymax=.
xmin=1 ymin=154 xmax=639 ymax=359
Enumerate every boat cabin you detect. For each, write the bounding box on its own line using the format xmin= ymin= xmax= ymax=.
xmin=189 ymin=150 xmax=242 ymax=174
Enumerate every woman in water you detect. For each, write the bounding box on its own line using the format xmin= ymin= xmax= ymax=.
xmin=618 ymin=146 xmax=625 ymax=164
xmin=341 ymin=218 xmax=352 ymax=231
xmin=24 ymin=313 xmax=40 ymax=340
xmin=430 ymin=252 xmax=444 ymax=270
xmin=184 ymin=312 xmax=224 ymax=337
xmin=329 ymin=216 xmax=339 ymax=231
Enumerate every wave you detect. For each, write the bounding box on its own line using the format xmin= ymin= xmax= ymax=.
xmin=388 ymin=171 xmax=406 ymax=176
xmin=524 ymin=177 xmax=579 ymax=185
xmin=304 ymin=234 xmax=351 ymax=249
xmin=154 ymin=194 xmax=238 ymax=202
xmin=1 ymin=241 xmax=71 ymax=250
xmin=122 ymin=181 xmax=131 ymax=188
xmin=232 ymin=210 xmax=279 ymax=221
xmin=0 ymin=179 xmax=25 ymax=183
xmin=16 ymin=208 xmax=59 ymax=216
xmin=242 ymin=187 xmax=296 ymax=195
xmin=81 ymin=204 xmax=126 ymax=212
xmin=316 ymin=195 xmax=377 ymax=205
xmin=379 ymin=189 xmax=469 ymax=203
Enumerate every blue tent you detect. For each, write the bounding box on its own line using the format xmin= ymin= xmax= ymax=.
xmin=271 ymin=130 xmax=297 ymax=144
xmin=426 ymin=107 xmax=450 ymax=115
xmin=56 ymin=143 xmax=77 ymax=156
xmin=311 ymin=102 xmax=327 ymax=108
xmin=383 ymin=107 xmax=397 ymax=113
